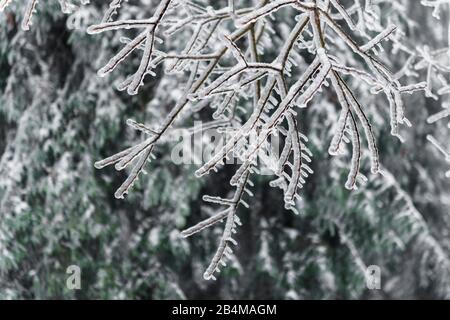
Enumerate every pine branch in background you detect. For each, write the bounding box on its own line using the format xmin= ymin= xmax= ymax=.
xmin=1 ymin=0 xmax=449 ymax=293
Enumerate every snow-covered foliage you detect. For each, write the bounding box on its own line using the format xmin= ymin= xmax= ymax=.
xmin=0 ymin=0 xmax=89 ymax=30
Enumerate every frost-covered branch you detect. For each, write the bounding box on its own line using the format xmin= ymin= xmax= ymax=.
xmin=2 ymin=0 xmax=433 ymax=280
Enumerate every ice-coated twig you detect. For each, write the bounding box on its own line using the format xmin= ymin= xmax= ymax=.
xmin=102 ymin=0 xmax=126 ymax=23
xmin=344 ymin=111 xmax=361 ymax=190
xmin=421 ymin=0 xmax=450 ymax=19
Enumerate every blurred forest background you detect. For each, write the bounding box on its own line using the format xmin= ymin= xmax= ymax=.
xmin=0 ymin=0 xmax=449 ymax=299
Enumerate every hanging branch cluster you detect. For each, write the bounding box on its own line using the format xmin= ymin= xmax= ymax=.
xmin=418 ymin=1 xmax=450 ymax=176
xmin=84 ymin=0 xmax=427 ymax=279
xmin=0 ymin=0 xmax=90 ymax=30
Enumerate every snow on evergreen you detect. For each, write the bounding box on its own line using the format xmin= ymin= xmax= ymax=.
xmin=0 ymin=0 xmax=449 ymax=298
